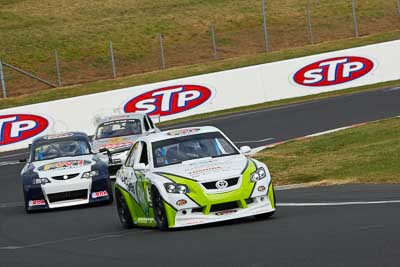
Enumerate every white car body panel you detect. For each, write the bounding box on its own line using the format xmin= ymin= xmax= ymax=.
xmin=116 ymin=126 xmax=276 ymax=228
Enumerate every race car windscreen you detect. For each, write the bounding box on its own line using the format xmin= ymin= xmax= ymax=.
xmin=33 ymin=140 xmax=91 ymax=161
xmin=152 ymin=132 xmax=239 ymax=168
xmin=96 ymin=119 xmax=142 ymax=139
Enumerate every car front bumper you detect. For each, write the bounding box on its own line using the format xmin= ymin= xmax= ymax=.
xmin=24 ymin=176 xmax=112 ymax=211
xmin=171 ymin=195 xmax=275 ymax=228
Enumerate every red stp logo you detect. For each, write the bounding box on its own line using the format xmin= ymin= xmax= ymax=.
xmin=0 ymin=114 xmax=49 ymax=146
xmin=124 ymin=85 xmax=213 ymax=116
xmin=293 ymin=56 xmax=374 ymax=87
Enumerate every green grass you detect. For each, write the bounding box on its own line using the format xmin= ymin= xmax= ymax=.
xmin=0 ymin=29 xmax=399 ymax=110
xmin=0 ymin=0 xmax=399 ymax=96
xmin=255 ymin=117 xmax=400 ymax=185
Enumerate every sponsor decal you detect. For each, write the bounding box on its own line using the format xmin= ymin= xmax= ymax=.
xmin=167 ymin=128 xmax=200 ymax=137
xmin=292 ymin=56 xmax=374 ymax=87
xmin=29 ymin=200 xmax=46 ymax=206
xmin=124 ymin=85 xmax=213 ymax=117
xmin=185 ymin=219 xmax=205 ymax=225
xmin=91 ymin=191 xmax=109 ymax=199
xmin=189 ymin=166 xmax=223 ymax=176
xmin=176 ymin=199 xmax=187 ymax=206
xmin=257 ymin=185 xmax=266 ymax=192
xmin=43 ymin=133 xmax=73 ymax=140
xmin=109 ymin=137 xmax=124 ymax=143
xmin=0 ymin=114 xmax=49 ymax=146
xmin=106 ymin=115 xmax=132 ymax=121
xmin=121 ymin=176 xmax=136 ymax=195
xmin=102 ymin=119 xmax=138 ymax=126
xmin=215 ymin=209 xmax=237 ymax=216
xmin=38 ymin=160 xmax=91 ymax=171
xmin=101 ymin=142 xmax=133 ymax=150
xmin=215 ymin=180 xmax=229 ymax=189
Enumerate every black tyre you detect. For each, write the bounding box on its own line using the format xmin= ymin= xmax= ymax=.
xmin=115 ymin=190 xmax=134 ymax=228
xmin=23 ymin=188 xmax=33 ymax=214
xmin=104 ymin=181 xmax=114 ymax=205
xmin=24 ymin=197 xmax=32 ymax=214
xmin=152 ymin=188 xmax=169 ymax=231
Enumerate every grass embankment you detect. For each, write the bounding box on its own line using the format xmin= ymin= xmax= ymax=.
xmin=0 ymin=30 xmax=399 ymax=110
xmin=256 ymin=117 xmax=400 ymax=186
xmin=0 ymin=0 xmax=399 ymax=96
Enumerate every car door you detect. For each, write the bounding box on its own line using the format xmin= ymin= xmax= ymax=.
xmin=119 ymin=142 xmax=141 ymax=199
xmin=134 ymin=141 xmax=153 ymax=220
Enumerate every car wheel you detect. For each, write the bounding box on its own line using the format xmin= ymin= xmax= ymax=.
xmin=104 ymin=181 xmax=114 ymax=205
xmin=23 ymin=190 xmax=32 ymax=214
xmin=24 ymin=200 xmax=32 ymax=214
xmin=152 ymin=188 xmax=169 ymax=231
xmin=115 ymin=190 xmax=134 ymax=228
xmin=106 ymin=191 xmax=114 ymax=204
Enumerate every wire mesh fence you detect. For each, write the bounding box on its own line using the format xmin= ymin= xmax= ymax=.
xmin=0 ymin=0 xmax=399 ymax=98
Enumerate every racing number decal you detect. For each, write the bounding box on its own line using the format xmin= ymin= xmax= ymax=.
xmin=121 ymin=175 xmax=136 ymax=195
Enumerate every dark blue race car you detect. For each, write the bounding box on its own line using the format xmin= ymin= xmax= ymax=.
xmin=21 ymin=132 xmax=113 ymax=213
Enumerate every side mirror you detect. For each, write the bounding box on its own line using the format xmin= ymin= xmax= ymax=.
xmin=240 ymin=146 xmax=252 ymax=154
xmin=99 ymin=148 xmax=112 ymax=164
xmin=134 ymin=163 xmax=149 ymax=171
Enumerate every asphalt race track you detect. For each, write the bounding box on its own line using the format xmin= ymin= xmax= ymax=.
xmin=0 ymin=87 xmax=400 ymax=267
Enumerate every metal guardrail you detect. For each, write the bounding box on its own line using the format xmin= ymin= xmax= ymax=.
xmin=1 ymin=0 xmax=399 ymax=98
xmin=0 ymin=61 xmax=7 ymax=98
xmin=2 ymin=62 xmax=57 ymax=88
xmin=0 ymin=61 xmax=58 ymax=98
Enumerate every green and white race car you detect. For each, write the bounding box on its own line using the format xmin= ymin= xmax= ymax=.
xmin=114 ymin=126 xmax=276 ymax=230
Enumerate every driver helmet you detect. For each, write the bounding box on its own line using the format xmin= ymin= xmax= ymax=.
xmin=60 ymin=142 xmax=80 ymax=156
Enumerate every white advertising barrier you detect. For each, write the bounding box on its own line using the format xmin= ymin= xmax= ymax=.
xmin=0 ymin=40 xmax=399 ymax=152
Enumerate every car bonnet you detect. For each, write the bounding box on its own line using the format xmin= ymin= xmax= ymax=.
xmin=154 ymin=155 xmax=249 ymax=182
xmin=31 ymin=155 xmax=95 ymax=178
xmin=92 ymin=135 xmax=139 ymax=152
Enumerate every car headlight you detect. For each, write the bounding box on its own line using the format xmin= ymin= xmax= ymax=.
xmin=82 ymin=170 xmax=99 ymax=179
xmin=164 ymin=183 xmax=189 ymax=194
xmin=33 ymin=178 xmax=51 ymax=185
xmin=251 ymin=167 xmax=267 ymax=182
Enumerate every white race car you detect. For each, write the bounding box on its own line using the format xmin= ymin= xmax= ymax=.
xmin=114 ymin=126 xmax=276 ymax=230
xmin=21 ymin=132 xmax=113 ymax=213
xmin=92 ymin=114 xmax=160 ymax=176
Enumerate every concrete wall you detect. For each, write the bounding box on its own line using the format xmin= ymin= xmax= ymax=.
xmin=1 ymin=40 xmax=399 ymax=151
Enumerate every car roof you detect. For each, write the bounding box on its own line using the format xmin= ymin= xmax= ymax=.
xmin=97 ymin=113 xmax=145 ymax=125
xmin=142 ymin=126 xmax=222 ymax=143
xmin=32 ymin=132 xmax=90 ymax=145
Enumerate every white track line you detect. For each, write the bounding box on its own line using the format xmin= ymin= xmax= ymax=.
xmin=162 ymin=102 xmax=309 ymax=129
xmin=385 ymin=87 xmax=400 ymax=92
xmin=305 ymin=126 xmax=354 ymax=138
xmin=0 ymin=202 xmax=24 ymax=208
xmin=234 ymin=138 xmax=274 ymax=144
xmin=0 ymin=152 xmax=27 ymax=159
xmin=278 ymin=200 xmax=400 ymax=207
xmin=0 ymin=161 xmax=22 ymax=167
xmin=0 ymin=230 xmax=150 ymax=250
xmin=249 ymin=146 xmax=268 ymax=155
xmin=275 ymin=184 xmax=313 ymax=191
xmin=162 ymin=88 xmax=394 ymax=130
